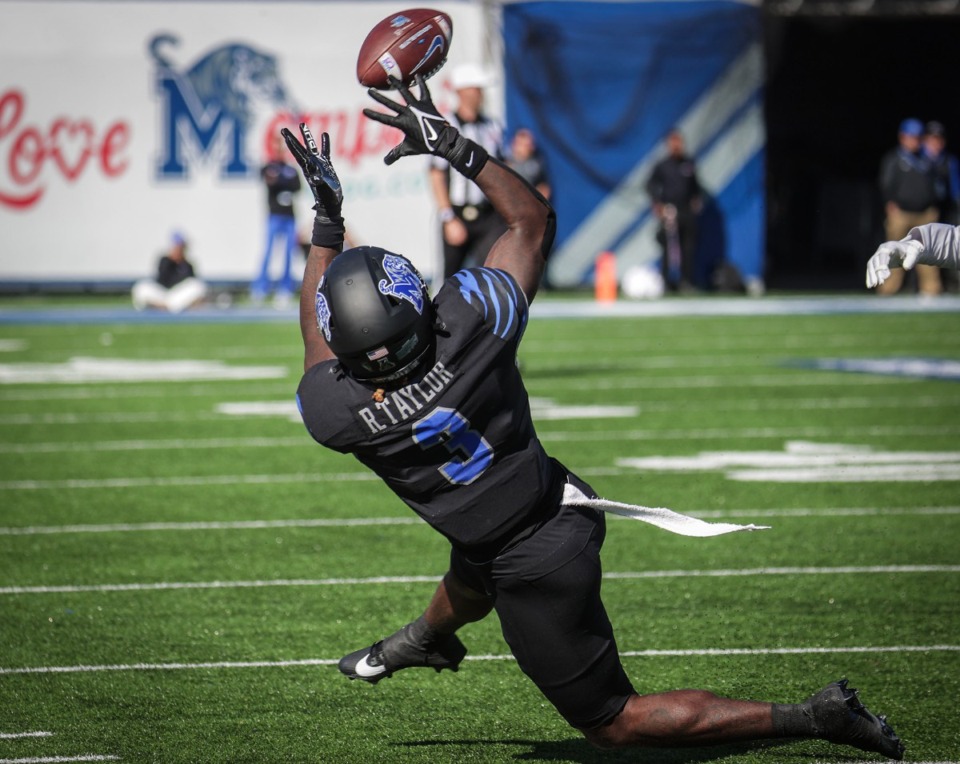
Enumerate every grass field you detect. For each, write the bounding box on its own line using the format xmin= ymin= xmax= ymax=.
xmin=1 ymin=298 xmax=959 ymax=763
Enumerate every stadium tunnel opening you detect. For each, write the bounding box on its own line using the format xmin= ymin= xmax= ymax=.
xmin=763 ymin=12 xmax=960 ymax=290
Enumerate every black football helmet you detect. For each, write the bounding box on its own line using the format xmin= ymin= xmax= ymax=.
xmin=315 ymin=246 xmax=434 ymax=383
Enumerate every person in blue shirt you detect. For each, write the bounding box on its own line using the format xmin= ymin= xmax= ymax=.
xmin=252 ymin=132 xmax=302 ymax=307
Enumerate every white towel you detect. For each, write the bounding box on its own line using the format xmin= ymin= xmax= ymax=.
xmin=562 ymin=483 xmax=770 ymax=538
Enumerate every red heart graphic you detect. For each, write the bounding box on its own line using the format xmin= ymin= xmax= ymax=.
xmin=49 ymin=118 xmax=94 ymax=181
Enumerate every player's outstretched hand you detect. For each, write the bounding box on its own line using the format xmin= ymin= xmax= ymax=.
xmin=866 ymin=239 xmax=923 ymax=288
xmin=282 ymin=124 xmax=343 ymax=222
xmin=363 ymin=74 xmax=460 ymax=166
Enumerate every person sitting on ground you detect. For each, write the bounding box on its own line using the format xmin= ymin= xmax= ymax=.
xmin=131 ymin=232 xmax=208 ymax=313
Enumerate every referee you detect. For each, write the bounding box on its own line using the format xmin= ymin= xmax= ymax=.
xmin=429 ymin=63 xmax=507 ymax=279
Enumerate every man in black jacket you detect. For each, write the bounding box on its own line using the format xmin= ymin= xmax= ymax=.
xmin=876 ymin=118 xmax=941 ymax=295
xmin=646 ymin=128 xmax=702 ymax=292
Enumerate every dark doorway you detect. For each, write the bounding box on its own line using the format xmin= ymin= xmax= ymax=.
xmin=763 ymin=13 xmax=960 ymax=289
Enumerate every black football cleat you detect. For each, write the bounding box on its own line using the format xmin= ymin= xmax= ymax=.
xmin=805 ymin=678 xmax=905 ymax=760
xmin=338 ymin=622 xmax=467 ymax=685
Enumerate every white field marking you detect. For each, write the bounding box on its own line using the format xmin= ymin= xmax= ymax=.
xmin=545 ymin=373 xmax=913 ymax=391
xmin=729 ymin=465 xmax=960 ymax=482
xmin=602 ymin=565 xmax=960 ymax=580
xmin=807 ymin=357 xmax=960 ymax=380
xmin=5 ymin=424 xmax=959 ymax=461
xmin=0 ymin=576 xmax=443 ymax=595
xmin=0 ymin=357 xmax=287 ymax=384
xmin=215 ymin=398 xmax=639 ymax=422
xmin=0 ymin=411 xmax=225 ymax=425
xmin=4 ymin=394 xmax=959 ymax=427
xmin=0 ymin=733 xmax=53 ymax=739
xmin=617 ymin=440 xmax=960 ymax=483
xmin=217 ymin=401 xmax=301 ymax=421
xmin=2 ymin=645 xmax=959 ymax=677
xmin=3 ymin=565 xmax=958 ymax=596
xmin=541 ymin=424 xmax=960 ymax=441
xmin=0 ymin=436 xmax=308 ymax=454
xmin=677 ymin=506 xmax=960 ymax=519
xmin=4 ymin=506 xmax=958 ymax=537
xmin=0 ymin=382 xmax=292 ymax=402
xmin=0 ymin=472 xmax=378 ymax=491
xmin=0 ymin=339 xmax=28 ymax=352
xmin=3 ymin=506 xmax=959 ymax=537
xmin=0 ymin=517 xmax=424 ymax=536
xmin=0 ymin=757 xmax=120 ymax=763
xmin=522 ymin=331 xmax=960 ymax=353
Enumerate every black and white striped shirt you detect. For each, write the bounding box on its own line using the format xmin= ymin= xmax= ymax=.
xmin=430 ymin=112 xmax=503 ymax=206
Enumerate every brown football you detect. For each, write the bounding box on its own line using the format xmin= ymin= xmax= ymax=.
xmin=356 ymin=8 xmax=453 ymax=90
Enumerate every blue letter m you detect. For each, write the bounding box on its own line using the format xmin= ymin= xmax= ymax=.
xmin=155 ymin=75 xmax=249 ymax=179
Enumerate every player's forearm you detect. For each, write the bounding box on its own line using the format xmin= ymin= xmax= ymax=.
xmin=300 ymin=245 xmax=339 ymax=370
xmin=906 ymin=223 xmax=960 ymax=270
xmin=473 ymin=156 xmax=555 ymax=299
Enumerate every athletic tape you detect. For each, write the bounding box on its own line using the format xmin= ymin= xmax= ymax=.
xmin=562 ymin=483 xmax=770 ymax=537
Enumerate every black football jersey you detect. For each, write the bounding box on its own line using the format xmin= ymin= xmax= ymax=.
xmin=297 ymin=267 xmax=562 ymax=552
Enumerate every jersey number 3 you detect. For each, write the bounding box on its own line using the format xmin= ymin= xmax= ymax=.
xmin=412 ymin=407 xmax=493 ymax=485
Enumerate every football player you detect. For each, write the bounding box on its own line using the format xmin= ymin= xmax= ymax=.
xmin=867 ymin=222 xmax=960 ymax=289
xmin=283 ymin=74 xmax=904 ymax=759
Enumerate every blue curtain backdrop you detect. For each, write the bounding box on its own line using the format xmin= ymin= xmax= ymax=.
xmin=502 ymin=1 xmax=764 ymax=288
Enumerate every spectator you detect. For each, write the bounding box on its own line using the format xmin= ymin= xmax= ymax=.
xmin=922 ymin=121 xmax=960 ymax=225
xmin=645 ymin=128 xmax=703 ymax=292
xmin=505 ymin=128 xmax=551 ymax=200
xmin=253 ymin=132 xmax=302 ymax=307
xmin=429 ymin=63 xmax=506 ymax=280
xmin=131 ymin=232 xmax=207 ymax=313
xmin=876 ymin=118 xmax=941 ymax=295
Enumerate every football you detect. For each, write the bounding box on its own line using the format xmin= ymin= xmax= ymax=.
xmin=356 ymin=8 xmax=453 ymax=90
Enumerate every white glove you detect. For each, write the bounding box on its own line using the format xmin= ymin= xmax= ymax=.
xmin=865 ymin=239 xmax=924 ymax=288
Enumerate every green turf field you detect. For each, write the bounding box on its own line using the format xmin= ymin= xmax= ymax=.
xmin=1 ymin=303 xmax=959 ymax=763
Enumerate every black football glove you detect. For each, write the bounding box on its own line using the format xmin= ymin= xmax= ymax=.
xmin=363 ymin=75 xmax=488 ymax=179
xmin=281 ymin=124 xmax=345 ymax=249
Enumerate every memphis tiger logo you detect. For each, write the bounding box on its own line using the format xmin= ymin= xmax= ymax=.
xmin=379 ymin=255 xmax=425 ymax=313
xmin=316 ymin=278 xmax=332 ymax=341
xmin=150 ymin=34 xmax=294 ymax=179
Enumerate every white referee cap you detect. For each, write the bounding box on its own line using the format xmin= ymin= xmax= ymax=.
xmin=450 ymin=63 xmax=492 ymax=90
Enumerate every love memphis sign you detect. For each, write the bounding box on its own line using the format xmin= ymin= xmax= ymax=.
xmin=0 ymin=89 xmax=131 ymax=210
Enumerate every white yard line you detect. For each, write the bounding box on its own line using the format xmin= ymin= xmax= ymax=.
xmin=0 ymin=382 xmax=292 ymax=402
xmin=3 ymin=394 xmax=958 ymax=426
xmin=0 ymin=373 xmax=913 ymax=402
xmin=547 ymin=424 xmax=960 ymax=441
xmin=0 ymin=733 xmax=53 ymax=740
xmin=0 ymin=517 xmax=423 ymax=536
xmin=544 ymin=374 xmax=913 ymax=391
xmin=0 ymin=412 xmax=225 ymax=425
xmin=1 ymin=507 xmax=957 ymax=537
xmin=2 ymin=645 xmax=957 ymax=676
xmin=0 ymin=473 xmax=378 ymax=491
xmin=2 ymin=565 xmax=957 ymax=596
xmin=0 ymin=437 xmax=308 ymax=454
xmin=0 ymin=760 xmax=116 ymax=764
xmin=3 ymin=423 xmax=960 ymax=459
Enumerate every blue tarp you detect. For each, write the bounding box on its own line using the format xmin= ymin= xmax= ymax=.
xmin=502 ymin=1 xmax=764 ymax=288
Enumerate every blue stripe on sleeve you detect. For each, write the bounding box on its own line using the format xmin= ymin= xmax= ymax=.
xmin=453 ymin=268 xmax=527 ymax=340
xmin=479 ymin=269 xmax=505 ymax=336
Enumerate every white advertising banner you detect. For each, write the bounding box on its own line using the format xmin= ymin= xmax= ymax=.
xmin=0 ymin=0 xmax=493 ymax=286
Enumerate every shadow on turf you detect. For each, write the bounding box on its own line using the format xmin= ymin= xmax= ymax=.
xmin=395 ymin=738 xmax=811 ymax=762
